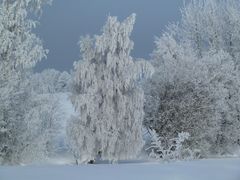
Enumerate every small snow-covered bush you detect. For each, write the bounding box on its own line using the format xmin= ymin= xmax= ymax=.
xmin=146 ymin=130 xmax=197 ymax=161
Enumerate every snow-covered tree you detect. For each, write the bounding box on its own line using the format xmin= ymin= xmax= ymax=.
xmin=67 ymin=14 xmax=153 ymax=163
xmin=181 ymin=0 xmax=240 ymax=61
xmin=180 ymin=0 xmax=240 ymax=154
xmin=205 ymin=51 xmax=240 ymax=154
xmin=12 ymin=69 xmax=71 ymax=163
xmin=29 ymin=69 xmax=71 ymax=94
xmin=19 ymin=93 xmax=62 ymax=163
xmin=145 ymin=0 xmax=240 ymax=157
xmin=56 ymin=71 xmax=71 ymax=92
xmin=0 ymin=0 xmax=51 ymax=164
xmin=144 ymin=29 xmax=221 ymax=156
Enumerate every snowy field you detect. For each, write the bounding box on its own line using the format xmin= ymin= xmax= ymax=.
xmin=0 ymin=158 xmax=240 ymax=180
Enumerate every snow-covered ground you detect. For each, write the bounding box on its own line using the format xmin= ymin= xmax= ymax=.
xmin=0 ymin=158 xmax=240 ymax=180
xmin=54 ymin=93 xmax=75 ymax=152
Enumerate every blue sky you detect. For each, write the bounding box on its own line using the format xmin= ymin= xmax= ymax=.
xmin=35 ymin=0 xmax=184 ymax=72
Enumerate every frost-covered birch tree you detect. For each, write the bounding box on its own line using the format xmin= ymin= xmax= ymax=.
xmin=67 ymin=14 xmax=153 ymax=163
xmin=0 ymin=0 xmax=52 ymax=164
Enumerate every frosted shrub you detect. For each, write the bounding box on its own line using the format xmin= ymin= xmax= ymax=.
xmin=146 ymin=130 xmax=196 ymax=161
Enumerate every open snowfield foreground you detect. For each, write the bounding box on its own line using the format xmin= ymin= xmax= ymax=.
xmin=0 ymin=158 xmax=240 ymax=180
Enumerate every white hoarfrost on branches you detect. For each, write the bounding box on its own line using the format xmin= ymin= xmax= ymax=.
xmin=29 ymin=69 xmax=71 ymax=94
xmin=0 ymin=0 xmax=51 ymax=70
xmin=0 ymin=0 xmax=51 ymax=164
xmin=144 ymin=0 xmax=240 ymax=158
xmin=180 ymin=0 xmax=240 ymax=155
xmin=147 ymin=130 xmax=192 ymax=161
xmin=144 ymin=28 xmax=220 ymax=157
xmin=67 ymin=14 xmax=154 ymax=163
xmin=17 ymin=93 xmax=62 ymax=163
xmin=181 ymin=0 xmax=240 ymax=59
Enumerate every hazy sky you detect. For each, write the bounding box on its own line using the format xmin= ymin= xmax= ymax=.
xmin=35 ymin=0 xmax=184 ymax=72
